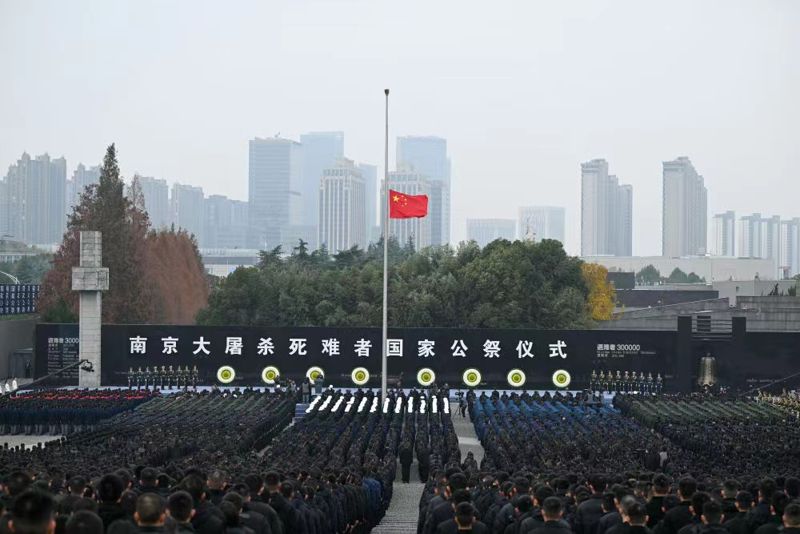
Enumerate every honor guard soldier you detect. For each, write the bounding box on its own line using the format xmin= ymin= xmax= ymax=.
xmin=615 ymin=370 xmax=622 ymax=392
xmin=623 ymin=371 xmax=630 ymax=392
xmin=127 ymin=368 xmax=133 ymax=389
xmin=191 ymin=365 xmax=199 ymax=389
xmin=136 ymin=367 xmax=143 ymax=389
xmin=656 ymin=372 xmax=663 ymax=393
xmin=144 ymin=367 xmax=152 ymax=389
xmin=590 ymin=369 xmax=598 ymax=391
xmin=159 ymin=366 xmax=167 ymax=389
xmin=638 ymin=372 xmax=646 ymax=393
xmin=167 ymin=365 xmax=175 ymax=388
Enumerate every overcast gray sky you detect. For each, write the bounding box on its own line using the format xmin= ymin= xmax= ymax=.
xmin=1 ymin=0 xmax=798 ymax=255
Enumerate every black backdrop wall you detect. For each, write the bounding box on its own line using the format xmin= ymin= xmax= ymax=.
xmin=34 ymin=322 xmax=800 ymax=391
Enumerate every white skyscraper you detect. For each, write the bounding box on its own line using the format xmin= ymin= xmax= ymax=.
xmin=740 ymin=213 xmax=782 ymax=278
xmin=383 ymin=170 xmax=431 ymax=249
xmin=519 ymin=206 xmax=566 ymax=244
xmin=171 ymin=183 xmax=205 ymax=242
xmin=780 ymin=218 xmax=800 ymax=278
xmin=137 ymin=176 xmax=171 ymax=229
xmin=466 ymin=218 xmax=516 ymax=247
xmin=358 ymin=163 xmax=378 ymax=242
xmin=580 ymin=159 xmax=633 ymax=256
xmin=662 ymin=157 xmax=707 ymax=257
xmin=711 ymin=211 xmax=736 ymax=257
xmin=318 ymin=159 xmax=366 ymax=254
xmin=396 ymin=136 xmax=450 ymax=246
xmin=248 ymin=137 xmax=304 ymax=250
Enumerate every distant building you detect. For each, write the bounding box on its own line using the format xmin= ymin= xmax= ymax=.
xmin=66 ymin=163 xmax=100 ymax=213
xmin=318 ymin=158 xmax=366 ymax=254
xmin=358 ymin=163 xmax=378 ymax=242
xmin=466 ymin=218 xmax=516 ymax=247
xmin=580 ymin=159 xmax=632 ymax=256
xmin=203 ymin=195 xmax=248 ymax=249
xmin=780 ymin=218 xmax=800 ymax=278
xmin=383 ymin=170 xmax=431 ymax=249
xmin=300 ymin=132 xmax=344 ymax=231
xmin=662 ymin=157 xmax=707 ymax=257
xmin=248 ymin=137 xmax=304 ymax=250
xmin=739 ymin=213 xmax=782 ymax=278
xmin=711 ymin=211 xmax=736 ymax=257
xmin=518 ymin=206 xmax=565 ymax=244
xmin=582 ymin=255 xmax=776 ymax=282
xmin=137 ymin=176 xmax=171 ymax=229
xmin=1 ymin=152 xmax=67 ymax=246
xmin=396 ymin=136 xmax=451 ymax=246
xmin=171 ymin=183 xmax=204 ymax=242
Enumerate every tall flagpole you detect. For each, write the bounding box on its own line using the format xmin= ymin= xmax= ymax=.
xmin=381 ymin=88 xmax=390 ymax=403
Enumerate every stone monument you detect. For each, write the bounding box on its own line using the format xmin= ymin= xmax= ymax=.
xmin=71 ymin=231 xmax=109 ymax=387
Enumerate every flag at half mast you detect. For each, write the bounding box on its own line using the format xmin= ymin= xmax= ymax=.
xmin=389 ymin=189 xmax=428 ymax=219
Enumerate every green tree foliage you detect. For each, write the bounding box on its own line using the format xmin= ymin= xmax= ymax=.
xmin=38 ymin=144 xmax=207 ymax=324
xmin=197 ymin=238 xmax=593 ymax=329
xmin=635 ymin=264 xmax=661 ymax=286
xmin=665 ymin=267 xmax=705 ymax=284
xmin=0 ymin=254 xmax=52 ymax=284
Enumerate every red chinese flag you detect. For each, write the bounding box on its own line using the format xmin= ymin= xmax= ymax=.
xmin=389 ymin=189 xmax=428 ymax=219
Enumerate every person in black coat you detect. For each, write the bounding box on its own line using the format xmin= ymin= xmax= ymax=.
xmin=625 ymin=502 xmax=653 ymax=534
xmin=575 ymin=475 xmax=607 ymax=534
xmin=437 ymin=502 xmax=489 ymax=534
xmin=781 ymin=503 xmax=800 ymax=534
xmin=647 ymin=476 xmax=671 ymax=528
xmin=424 ymin=475 xmax=470 ymax=534
xmin=723 ymin=491 xmax=752 ymax=534
xmin=529 ymin=497 xmax=574 ymax=534
xmin=660 ymin=478 xmax=697 ymax=534
xmin=400 ymin=441 xmax=414 ymax=484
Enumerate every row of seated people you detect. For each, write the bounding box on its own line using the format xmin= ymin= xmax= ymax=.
xmin=0 ymin=389 xmax=159 ymax=435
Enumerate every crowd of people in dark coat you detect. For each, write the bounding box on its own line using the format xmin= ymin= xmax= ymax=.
xmin=0 ymin=390 xmax=157 ymax=435
xmin=413 ymin=390 xmax=800 ymax=534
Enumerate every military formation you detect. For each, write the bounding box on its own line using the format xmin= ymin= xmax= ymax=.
xmin=589 ymin=370 xmax=663 ymax=394
xmin=414 ymin=390 xmax=800 ymax=534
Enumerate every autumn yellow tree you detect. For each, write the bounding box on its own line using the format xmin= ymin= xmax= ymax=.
xmin=581 ymin=263 xmax=615 ymax=321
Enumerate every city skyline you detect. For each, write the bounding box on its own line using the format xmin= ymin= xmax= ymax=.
xmin=2 ymin=1 xmax=797 ymax=256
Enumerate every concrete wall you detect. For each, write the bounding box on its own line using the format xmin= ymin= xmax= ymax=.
xmin=600 ymin=295 xmax=800 ymax=332
xmin=714 ymin=280 xmax=798 ymax=305
xmin=0 ymin=318 xmax=36 ymax=379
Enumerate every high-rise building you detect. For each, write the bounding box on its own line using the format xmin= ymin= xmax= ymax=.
xmin=1 ymin=152 xmax=67 ymax=245
xmin=580 ymin=159 xmax=633 ymax=256
xmin=318 ymin=159 xmax=366 ymax=254
xmin=299 ymin=132 xmax=344 ymax=232
xmin=171 ymin=183 xmax=204 ymax=242
xmin=780 ymin=218 xmax=800 ymax=278
xmin=383 ymin=170 xmax=431 ymax=249
xmin=203 ymin=195 xmax=248 ymax=249
xmin=662 ymin=157 xmax=707 ymax=257
xmin=66 ymin=163 xmax=101 ymax=212
xmin=711 ymin=211 xmax=736 ymax=257
xmin=358 ymin=163 xmax=378 ymax=242
xmin=466 ymin=218 xmax=516 ymax=247
xmin=137 ymin=176 xmax=171 ymax=229
xmin=519 ymin=206 xmax=566 ymax=244
xmin=248 ymin=137 xmax=304 ymax=250
xmin=739 ymin=213 xmax=782 ymax=278
xmin=396 ymin=136 xmax=451 ymax=246
xmin=0 ymin=180 xmax=8 ymax=238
